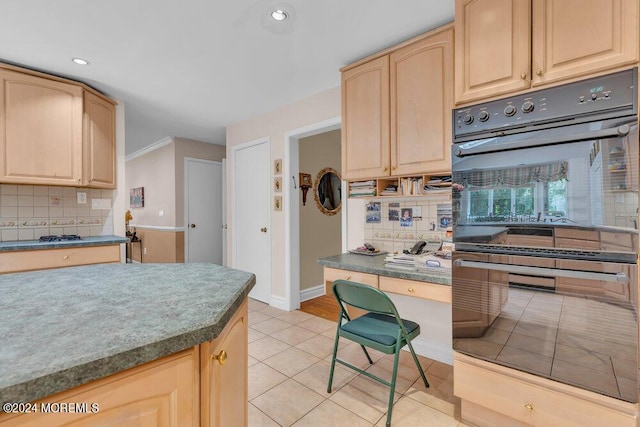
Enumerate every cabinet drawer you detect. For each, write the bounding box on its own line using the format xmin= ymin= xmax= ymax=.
xmin=379 ymin=276 xmax=451 ymax=303
xmin=324 ymin=267 xmax=378 ymax=293
xmin=455 ymin=353 xmax=637 ymax=427
xmin=0 ymin=245 xmax=120 ymax=273
xmin=554 ymin=228 xmax=599 ymax=241
xmin=600 ymin=231 xmax=635 ymax=251
xmin=554 ymin=237 xmax=601 ymax=249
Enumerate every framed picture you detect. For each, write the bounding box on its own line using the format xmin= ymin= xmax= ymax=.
xmin=274 ymin=195 xmax=282 ymax=211
xmin=274 ymin=177 xmax=282 ymax=193
xmin=299 ymin=172 xmax=312 ymax=187
xmin=130 ymin=187 xmax=144 ymax=208
xmin=274 ymin=159 xmax=282 ymax=175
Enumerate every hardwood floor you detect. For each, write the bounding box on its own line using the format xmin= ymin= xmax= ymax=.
xmin=299 ymin=294 xmax=340 ymax=322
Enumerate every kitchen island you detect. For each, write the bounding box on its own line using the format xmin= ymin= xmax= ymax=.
xmin=0 ymin=263 xmax=255 ymax=426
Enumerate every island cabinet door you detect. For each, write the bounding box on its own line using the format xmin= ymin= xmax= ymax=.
xmin=0 ymin=349 xmax=198 ymax=427
xmin=200 ymin=299 xmax=248 ymax=427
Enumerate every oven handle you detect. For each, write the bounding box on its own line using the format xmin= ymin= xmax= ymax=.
xmin=453 ymin=259 xmax=629 ymax=283
xmin=454 ymin=124 xmax=631 ymax=157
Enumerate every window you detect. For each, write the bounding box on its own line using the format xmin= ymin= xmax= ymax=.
xmin=544 ymin=180 xmax=566 ymax=216
xmin=466 ymin=185 xmax=542 ymax=221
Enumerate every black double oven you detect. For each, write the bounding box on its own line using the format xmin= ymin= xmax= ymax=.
xmin=451 ymin=69 xmax=639 ymax=402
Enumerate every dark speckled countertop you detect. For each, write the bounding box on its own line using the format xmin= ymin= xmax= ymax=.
xmin=318 ymin=253 xmax=451 ymax=286
xmin=0 ymin=263 xmax=255 ymax=405
xmin=0 ymin=235 xmax=128 ymax=251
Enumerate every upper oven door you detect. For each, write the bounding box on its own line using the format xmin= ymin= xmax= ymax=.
xmin=452 ymin=118 xmax=638 ymax=260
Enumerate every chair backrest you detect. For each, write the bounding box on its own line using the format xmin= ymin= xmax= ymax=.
xmin=332 ymin=279 xmax=401 ymax=318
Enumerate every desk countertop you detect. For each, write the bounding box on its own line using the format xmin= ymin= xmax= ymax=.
xmin=318 ymin=253 xmax=451 ymax=286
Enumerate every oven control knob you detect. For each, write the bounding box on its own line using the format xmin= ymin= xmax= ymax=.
xmin=478 ymin=111 xmax=490 ymax=122
xmin=504 ymin=105 xmax=517 ymax=117
xmin=463 ymin=114 xmax=474 ymax=125
xmin=521 ymin=101 xmax=534 ymax=113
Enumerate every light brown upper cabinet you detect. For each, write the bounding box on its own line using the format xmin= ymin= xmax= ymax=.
xmin=0 ymin=69 xmax=84 ymax=186
xmin=342 ymin=56 xmax=390 ymax=180
xmin=455 ymin=0 xmax=639 ymax=104
xmin=342 ymin=24 xmax=454 ymax=180
xmin=391 ymin=27 xmax=453 ymax=176
xmin=0 ymin=65 xmax=116 ymax=188
xmin=83 ymin=91 xmax=116 ymax=188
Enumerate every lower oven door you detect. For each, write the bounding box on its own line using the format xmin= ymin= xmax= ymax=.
xmin=452 ymin=251 xmax=638 ymax=403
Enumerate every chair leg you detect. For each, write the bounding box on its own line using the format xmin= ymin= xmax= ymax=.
xmin=406 ymin=340 xmax=429 ymax=388
xmin=385 ymin=347 xmax=401 ymax=427
xmin=327 ymin=328 xmax=341 ymax=393
xmin=359 ymin=344 xmax=374 ymax=364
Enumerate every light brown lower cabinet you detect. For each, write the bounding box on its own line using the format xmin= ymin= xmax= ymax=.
xmin=454 ymin=352 xmax=638 ymax=427
xmin=0 ymin=245 xmax=121 ymax=274
xmin=200 ymin=298 xmax=248 ymax=427
xmin=0 ymin=350 xmax=198 ymax=427
xmin=0 ymin=299 xmax=249 ymax=427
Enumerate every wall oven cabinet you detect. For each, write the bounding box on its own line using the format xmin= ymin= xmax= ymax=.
xmin=452 ymin=69 xmax=639 ymax=409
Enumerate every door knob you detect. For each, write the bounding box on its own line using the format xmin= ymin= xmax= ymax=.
xmin=260 ymin=227 xmax=267 ymax=233
xmin=190 ymin=224 xmax=196 ymax=228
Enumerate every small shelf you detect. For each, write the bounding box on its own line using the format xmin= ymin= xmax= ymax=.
xmin=348 ymin=173 xmax=451 ymax=198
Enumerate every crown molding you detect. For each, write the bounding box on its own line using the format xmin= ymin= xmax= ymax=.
xmin=125 ymin=137 xmax=174 ymax=162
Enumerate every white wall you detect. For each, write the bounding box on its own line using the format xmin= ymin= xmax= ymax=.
xmin=226 ymin=87 xmax=341 ymax=299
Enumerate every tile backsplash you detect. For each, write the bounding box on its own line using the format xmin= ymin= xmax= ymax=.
xmin=0 ymin=184 xmax=114 ymax=241
xmin=363 ymin=194 xmax=452 ymax=254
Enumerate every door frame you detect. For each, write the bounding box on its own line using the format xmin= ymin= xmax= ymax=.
xmin=184 ymin=157 xmax=223 ymax=263
xmin=284 ymin=116 xmax=345 ymax=311
xmin=229 ymin=136 xmax=272 ymax=282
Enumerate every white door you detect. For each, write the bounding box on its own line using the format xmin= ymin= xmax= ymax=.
xmin=186 ymin=158 xmax=223 ymax=264
xmin=234 ymin=140 xmax=271 ymax=303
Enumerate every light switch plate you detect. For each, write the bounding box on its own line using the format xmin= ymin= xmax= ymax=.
xmin=77 ymin=192 xmax=87 ymax=204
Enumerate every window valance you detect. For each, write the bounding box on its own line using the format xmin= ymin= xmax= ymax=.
xmin=455 ymin=161 xmax=568 ymax=189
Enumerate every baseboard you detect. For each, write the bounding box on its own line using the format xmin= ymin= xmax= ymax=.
xmin=300 ymin=284 xmax=324 ymax=302
xmin=406 ymin=337 xmax=453 ymax=366
xmin=269 ymin=295 xmax=289 ymax=311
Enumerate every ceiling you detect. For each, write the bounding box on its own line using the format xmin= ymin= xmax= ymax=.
xmin=0 ymin=0 xmax=454 ymax=155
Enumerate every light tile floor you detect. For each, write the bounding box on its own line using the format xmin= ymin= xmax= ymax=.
xmin=247 ymin=298 xmax=468 ymax=427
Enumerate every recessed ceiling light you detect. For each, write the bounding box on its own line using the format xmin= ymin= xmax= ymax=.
xmin=72 ymin=58 xmax=90 ymax=66
xmin=271 ymin=9 xmax=288 ymax=21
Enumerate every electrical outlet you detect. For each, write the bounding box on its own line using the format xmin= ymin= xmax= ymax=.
xmin=159 ymin=210 xmax=164 ymax=217
xmin=77 ymin=192 xmax=87 ymax=204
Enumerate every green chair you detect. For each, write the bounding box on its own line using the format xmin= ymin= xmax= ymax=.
xmin=327 ymin=279 xmax=429 ymax=427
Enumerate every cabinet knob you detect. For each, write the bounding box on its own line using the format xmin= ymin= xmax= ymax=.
xmin=408 ymin=288 xmax=415 ymax=293
xmin=260 ymin=227 xmax=267 ymax=233
xmin=63 ymin=255 xmax=69 ymax=260
xmin=212 ymin=350 xmax=227 ymax=365
xmin=345 ymin=276 xmax=351 ymax=280
xmin=520 ymin=72 xmax=527 ymax=80
xmin=77 ymin=178 xmax=81 ymax=183
xmin=383 ymin=167 xmax=388 ymax=172
xmin=525 ymin=403 xmax=534 ymax=411
xmin=535 ymin=68 xmax=543 ymax=76
xmin=391 ymin=166 xmax=397 ymax=170
xmin=190 ymin=224 xmax=196 ymax=228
